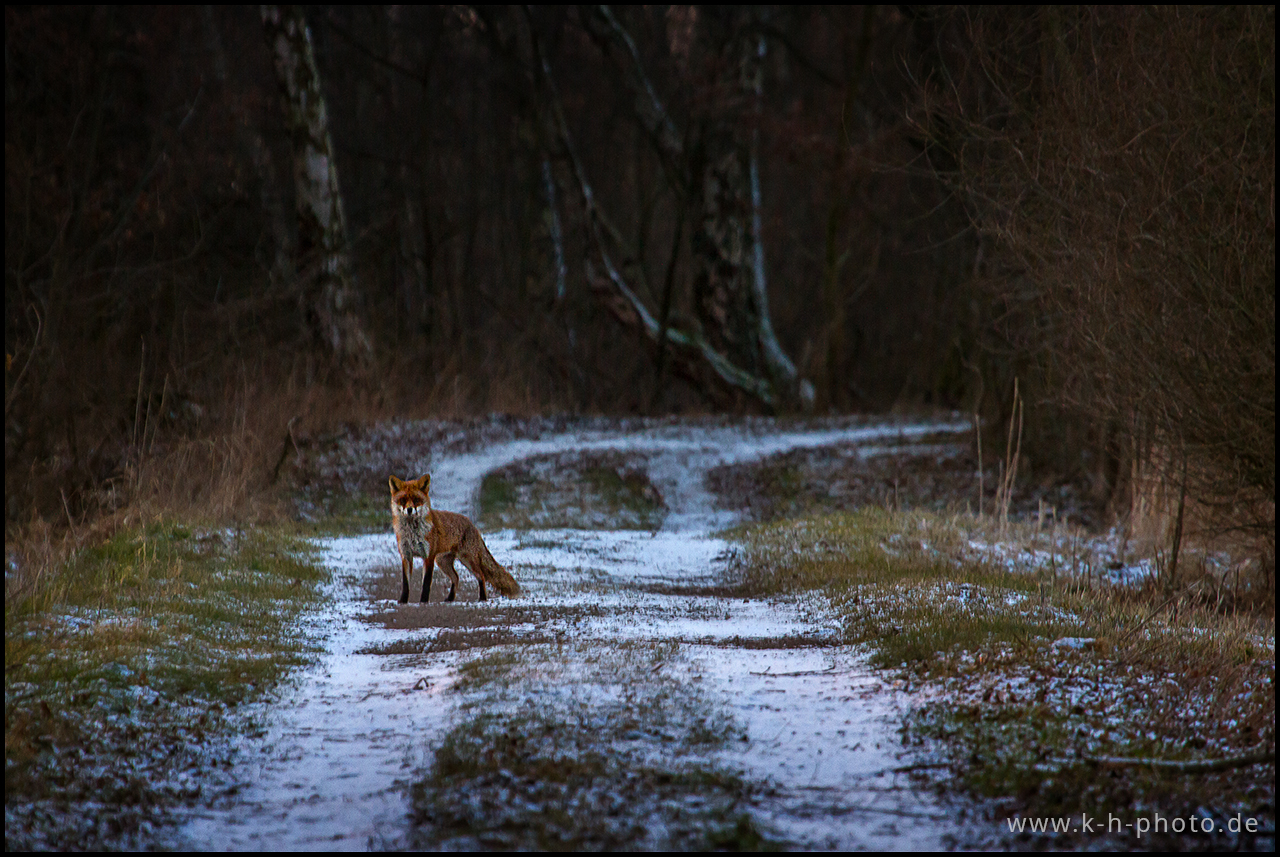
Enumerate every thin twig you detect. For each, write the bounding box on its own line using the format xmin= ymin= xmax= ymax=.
xmin=890 ymin=761 xmax=952 ymax=773
xmin=1115 ymin=592 xmax=1178 ymax=648
xmin=1067 ymin=748 xmax=1274 ymax=774
xmin=748 ymin=666 xmax=840 ymax=677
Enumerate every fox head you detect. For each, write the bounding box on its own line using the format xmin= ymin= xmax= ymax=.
xmin=389 ymin=474 xmax=431 ymax=517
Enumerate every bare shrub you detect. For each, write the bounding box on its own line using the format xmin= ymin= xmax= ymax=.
xmin=927 ymin=7 xmax=1274 ymax=564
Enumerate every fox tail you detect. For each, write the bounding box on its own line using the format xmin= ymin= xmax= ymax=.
xmin=479 ymin=544 xmax=521 ymax=597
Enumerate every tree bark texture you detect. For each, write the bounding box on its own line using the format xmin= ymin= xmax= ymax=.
xmin=261 ymin=4 xmax=372 ymax=375
xmin=572 ymin=7 xmax=812 ymax=412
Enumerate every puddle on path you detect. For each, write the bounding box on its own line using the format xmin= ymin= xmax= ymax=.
xmin=179 ymin=419 xmax=970 ymax=850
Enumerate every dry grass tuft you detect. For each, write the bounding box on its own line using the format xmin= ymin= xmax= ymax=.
xmin=4 ymin=521 xmax=328 ymax=850
xmin=731 ymin=504 xmax=1274 ymax=846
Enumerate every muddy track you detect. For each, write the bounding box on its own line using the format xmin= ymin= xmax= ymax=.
xmin=179 ymin=416 xmax=976 ymax=850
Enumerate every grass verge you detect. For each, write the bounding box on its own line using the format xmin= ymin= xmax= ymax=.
xmin=5 ymin=522 xmax=329 ymax=850
xmin=291 ymin=487 xmax=390 ymax=536
xmin=479 ymin=450 xmax=666 ymax=531
xmin=406 ymin=641 xmax=779 ymax=851
xmin=730 ymin=508 xmax=1275 ymax=849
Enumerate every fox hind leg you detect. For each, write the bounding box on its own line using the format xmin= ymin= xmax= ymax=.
xmin=458 ymin=557 xmax=488 ymax=601
xmin=436 ymin=553 xmax=462 ymax=602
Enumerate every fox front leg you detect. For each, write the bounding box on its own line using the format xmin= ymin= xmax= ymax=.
xmin=421 ymin=552 xmax=437 ymax=603
xmin=399 ymin=555 xmax=412 ymax=603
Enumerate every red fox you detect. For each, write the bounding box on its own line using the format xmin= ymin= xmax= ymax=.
xmin=388 ymin=474 xmax=520 ymax=603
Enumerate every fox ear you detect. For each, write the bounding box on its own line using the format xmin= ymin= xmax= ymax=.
xmin=389 ymin=475 xmax=404 ymax=493
xmin=415 ymin=474 xmax=431 ymax=491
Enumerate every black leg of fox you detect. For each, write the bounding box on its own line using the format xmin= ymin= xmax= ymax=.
xmin=453 ymin=556 xmax=488 ymax=601
xmin=437 ymin=554 xmax=462 ymax=602
xmin=399 ymin=556 xmax=411 ymax=603
xmin=421 ymin=553 xmax=437 ymax=603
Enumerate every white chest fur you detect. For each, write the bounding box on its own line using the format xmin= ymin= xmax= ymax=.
xmin=397 ymin=507 xmax=435 ymax=556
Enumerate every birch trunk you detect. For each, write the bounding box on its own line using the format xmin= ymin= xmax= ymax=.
xmin=260 ymin=4 xmax=372 ymax=375
xmin=576 ymin=7 xmax=812 ymax=411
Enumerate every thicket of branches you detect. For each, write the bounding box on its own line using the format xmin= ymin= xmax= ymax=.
xmin=922 ymin=6 xmax=1274 ymax=550
xmin=5 ymin=6 xmax=1273 ymax=567
xmin=6 ymin=7 xmax=980 ymax=530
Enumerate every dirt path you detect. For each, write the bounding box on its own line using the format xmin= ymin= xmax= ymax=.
xmin=180 ymin=418 xmax=974 ymax=850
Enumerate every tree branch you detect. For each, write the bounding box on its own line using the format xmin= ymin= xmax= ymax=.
xmin=530 ymin=18 xmax=778 ymax=407
xmin=1071 ymin=748 xmax=1275 ymax=775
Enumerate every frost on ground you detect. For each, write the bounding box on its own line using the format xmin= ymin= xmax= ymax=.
xmin=732 ymin=484 xmax=1274 ymax=847
xmin=5 ymin=527 xmax=327 ymax=852
xmin=178 ymin=415 xmax=978 ymax=850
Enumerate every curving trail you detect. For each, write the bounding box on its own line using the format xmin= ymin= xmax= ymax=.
xmin=181 ymin=417 xmax=972 ymax=850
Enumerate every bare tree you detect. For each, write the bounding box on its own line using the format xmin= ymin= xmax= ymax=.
xmin=933 ymin=6 xmax=1274 ymax=538
xmin=261 ymin=4 xmax=372 ymax=376
xmin=536 ymin=6 xmax=813 ymax=412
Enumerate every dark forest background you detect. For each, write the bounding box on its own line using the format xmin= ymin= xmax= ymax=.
xmin=5 ymin=6 xmax=1274 ymax=565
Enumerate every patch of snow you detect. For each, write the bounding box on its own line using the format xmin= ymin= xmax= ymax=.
xmin=1051 ymin=636 xmax=1099 ymax=651
xmin=178 ymin=417 xmax=975 ymax=850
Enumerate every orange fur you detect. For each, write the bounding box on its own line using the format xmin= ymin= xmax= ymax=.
xmin=389 ymin=474 xmax=520 ymax=603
